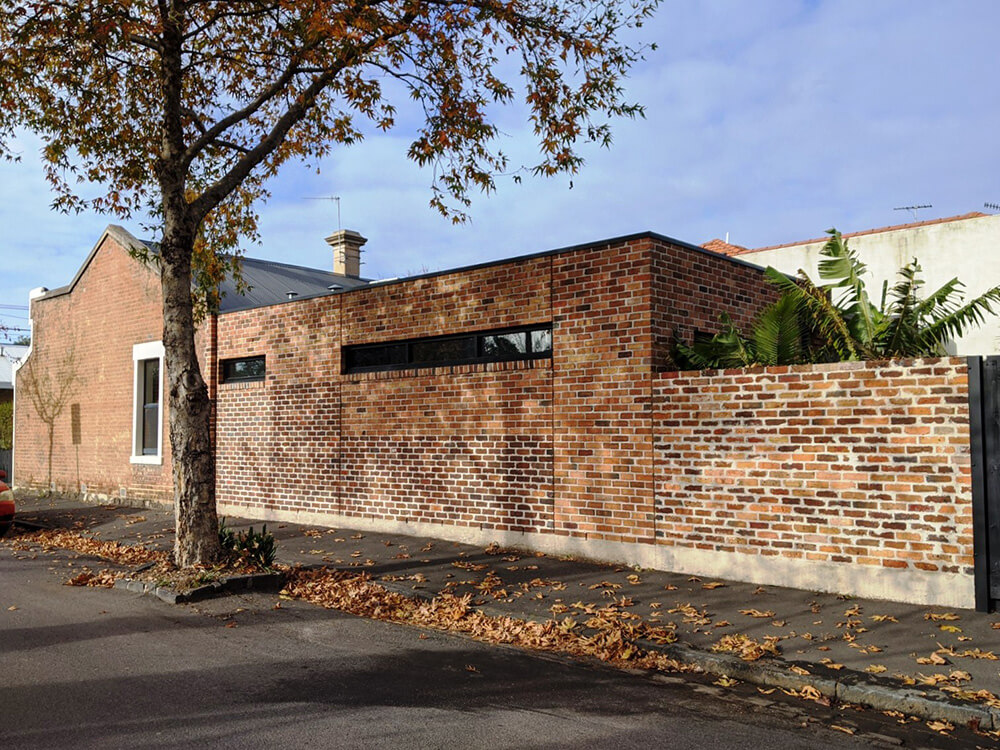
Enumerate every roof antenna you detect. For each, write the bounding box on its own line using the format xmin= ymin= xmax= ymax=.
xmin=893 ymin=204 xmax=932 ymax=222
xmin=305 ymin=196 xmax=341 ymax=229
xmin=985 ymin=202 xmax=1000 ymax=213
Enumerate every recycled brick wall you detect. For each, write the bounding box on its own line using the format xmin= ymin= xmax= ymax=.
xmin=550 ymin=238 xmax=655 ymax=543
xmin=215 ymin=235 xmax=777 ymax=546
xmin=215 ymin=295 xmax=342 ymax=517
xmin=651 ymin=240 xmax=780 ymax=371
xmin=653 ymin=358 xmax=973 ymax=576
xmin=340 ymin=362 xmax=552 ymax=531
xmin=14 ymin=232 xmax=173 ymax=502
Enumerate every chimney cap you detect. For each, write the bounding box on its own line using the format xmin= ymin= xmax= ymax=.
xmin=324 ymin=229 xmax=367 ymax=247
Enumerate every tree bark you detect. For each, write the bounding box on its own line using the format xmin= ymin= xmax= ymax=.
xmin=160 ymin=228 xmax=220 ymax=567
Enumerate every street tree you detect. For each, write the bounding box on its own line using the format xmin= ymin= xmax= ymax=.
xmin=0 ymin=0 xmax=657 ymax=565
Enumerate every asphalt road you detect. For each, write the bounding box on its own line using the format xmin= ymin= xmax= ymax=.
xmin=0 ymin=544 xmax=981 ymax=749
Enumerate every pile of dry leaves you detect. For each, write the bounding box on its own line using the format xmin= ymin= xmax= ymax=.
xmin=282 ymin=567 xmax=696 ymax=673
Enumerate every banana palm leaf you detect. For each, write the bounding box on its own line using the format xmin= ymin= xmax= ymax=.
xmin=765 ymin=266 xmax=866 ymax=360
xmin=815 ymin=230 xmax=880 ymax=347
xmin=917 ymin=285 xmax=1000 ymax=353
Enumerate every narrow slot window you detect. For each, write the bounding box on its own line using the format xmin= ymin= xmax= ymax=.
xmin=343 ymin=324 xmax=553 ymax=373
xmin=221 ymin=356 xmax=266 ymax=383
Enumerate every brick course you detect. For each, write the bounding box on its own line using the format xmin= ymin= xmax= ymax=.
xmin=654 ymin=358 xmax=973 ymax=576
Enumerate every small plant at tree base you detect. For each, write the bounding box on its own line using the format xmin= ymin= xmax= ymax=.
xmin=219 ymin=518 xmax=276 ymax=569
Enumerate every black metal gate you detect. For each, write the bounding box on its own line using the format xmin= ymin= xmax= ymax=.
xmin=968 ymin=356 xmax=1000 ymax=612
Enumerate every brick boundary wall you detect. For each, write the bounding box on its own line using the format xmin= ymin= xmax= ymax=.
xmin=652 ymin=358 xmax=974 ymax=608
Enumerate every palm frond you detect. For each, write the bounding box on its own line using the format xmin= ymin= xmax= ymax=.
xmin=816 ymin=230 xmax=879 ymax=346
xmin=673 ymin=314 xmax=756 ymax=370
xmin=752 ymin=294 xmax=805 ymax=365
xmin=917 ymin=285 xmax=1000 ymax=353
xmin=765 ymin=266 xmax=865 ymax=360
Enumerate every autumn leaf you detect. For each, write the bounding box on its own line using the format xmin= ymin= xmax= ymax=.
xmin=788 ymin=665 xmax=810 ymax=676
xmin=926 ymin=720 xmax=954 ymax=733
xmin=871 ymin=614 xmax=898 ymax=623
xmin=865 ymin=664 xmax=887 ymax=674
xmin=829 ymin=725 xmax=855 ymax=735
xmin=925 ymin=612 xmax=960 ymax=621
xmin=739 ymin=609 xmax=776 ymax=619
xmin=702 ymin=582 xmax=726 ymax=590
xmin=714 ymin=675 xmax=739 ymax=687
xmin=916 ymin=651 xmax=949 ymax=666
xmin=939 ymin=625 xmax=962 ymax=633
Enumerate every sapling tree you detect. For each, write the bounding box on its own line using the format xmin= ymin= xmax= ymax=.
xmin=0 ymin=0 xmax=657 ymax=565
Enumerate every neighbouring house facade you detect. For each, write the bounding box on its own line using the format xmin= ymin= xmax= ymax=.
xmin=704 ymin=212 xmax=1000 ymax=355
xmin=14 ymin=224 xmax=987 ymax=609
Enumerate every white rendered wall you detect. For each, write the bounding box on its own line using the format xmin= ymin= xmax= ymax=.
xmin=741 ymin=214 xmax=1000 ymax=355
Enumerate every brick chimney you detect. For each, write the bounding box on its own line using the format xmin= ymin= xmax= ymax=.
xmin=325 ymin=229 xmax=366 ymax=278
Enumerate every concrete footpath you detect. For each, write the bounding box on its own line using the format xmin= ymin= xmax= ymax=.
xmin=10 ymin=494 xmax=1000 ymax=730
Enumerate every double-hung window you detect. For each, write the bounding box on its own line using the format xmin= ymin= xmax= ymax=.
xmin=131 ymin=341 xmax=164 ymax=464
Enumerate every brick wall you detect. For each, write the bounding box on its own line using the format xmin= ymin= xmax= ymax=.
xmin=654 ymin=358 xmax=973 ymax=604
xmin=651 ymin=240 xmax=780 ymax=371
xmin=14 ymin=230 xmax=173 ymax=503
xmin=215 ymin=235 xmax=776 ymax=548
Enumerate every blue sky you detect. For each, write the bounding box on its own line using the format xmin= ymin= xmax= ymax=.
xmin=1 ymin=0 xmax=998 ymax=339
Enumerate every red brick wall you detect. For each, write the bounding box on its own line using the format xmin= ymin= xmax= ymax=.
xmin=216 ymin=236 xmax=776 ymax=545
xmin=654 ymin=358 xmax=973 ymax=575
xmin=215 ymin=295 xmax=342 ymax=516
xmin=14 ymin=231 xmax=173 ymax=502
xmin=652 ymin=241 xmax=780 ymax=371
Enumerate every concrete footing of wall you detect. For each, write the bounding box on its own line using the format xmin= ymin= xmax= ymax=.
xmin=218 ymin=503 xmax=975 ymax=610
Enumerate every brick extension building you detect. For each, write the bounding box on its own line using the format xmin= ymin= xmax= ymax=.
xmin=14 ymin=225 xmax=979 ymax=607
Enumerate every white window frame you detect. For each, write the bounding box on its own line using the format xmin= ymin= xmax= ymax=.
xmin=131 ymin=341 xmax=164 ymax=465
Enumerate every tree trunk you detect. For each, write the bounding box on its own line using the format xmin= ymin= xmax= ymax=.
xmin=160 ymin=228 xmax=220 ymax=567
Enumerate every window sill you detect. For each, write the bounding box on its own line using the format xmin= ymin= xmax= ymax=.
xmin=344 ymin=357 xmax=552 ymax=381
xmin=130 ymin=454 xmax=163 ymax=466
xmin=219 ymin=379 xmax=266 ymax=390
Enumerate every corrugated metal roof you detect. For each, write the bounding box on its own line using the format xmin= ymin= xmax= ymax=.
xmin=219 ymin=256 xmax=368 ymax=312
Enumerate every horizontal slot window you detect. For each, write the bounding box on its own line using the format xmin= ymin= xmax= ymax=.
xmin=222 ymin=356 xmax=266 ymax=383
xmin=344 ymin=324 xmax=553 ymax=373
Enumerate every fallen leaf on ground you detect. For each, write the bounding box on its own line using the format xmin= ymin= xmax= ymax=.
xmin=702 ymin=582 xmax=726 ymax=590
xmin=739 ymin=609 xmax=775 ymax=619
xmin=865 ymin=664 xmax=887 ymax=674
xmin=925 ymin=612 xmax=960 ymax=622
xmin=871 ymin=614 xmax=898 ymax=623
xmin=830 ymin=725 xmax=855 ymax=735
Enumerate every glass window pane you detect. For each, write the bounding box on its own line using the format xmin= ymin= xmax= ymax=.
xmin=481 ymin=332 xmax=527 ymax=357
xmin=347 ymin=344 xmax=406 ymax=370
xmin=530 ymin=328 xmax=552 ymax=354
xmin=143 ymin=359 xmax=159 ymax=405
xmin=411 ymin=336 xmax=476 ymax=364
xmin=141 ymin=359 xmax=159 ymax=454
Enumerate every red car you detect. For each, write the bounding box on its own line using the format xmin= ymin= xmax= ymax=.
xmin=0 ymin=470 xmax=13 ymax=538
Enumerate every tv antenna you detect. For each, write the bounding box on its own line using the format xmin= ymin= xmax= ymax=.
xmin=985 ymin=202 xmax=1000 ymax=213
xmin=305 ymin=195 xmax=341 ymax=229
xmin=893 ymin=204 xmax=932 ymax=222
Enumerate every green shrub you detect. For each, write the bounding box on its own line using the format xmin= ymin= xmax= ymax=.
xmin=219 ymin=518 xmax=276 ymax=568
xmin=0 ymin=401 xmax=11 ymax=450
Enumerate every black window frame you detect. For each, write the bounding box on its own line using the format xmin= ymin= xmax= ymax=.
xmin=343 ymin=324 xmax=553 ymax=374
xmin=221 ymin=355 xmax=267 ymax=383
